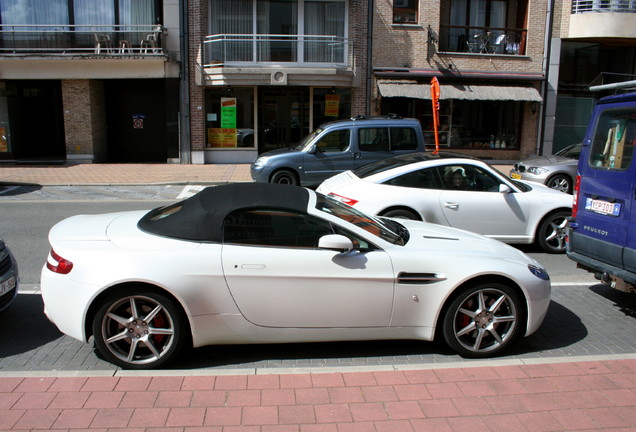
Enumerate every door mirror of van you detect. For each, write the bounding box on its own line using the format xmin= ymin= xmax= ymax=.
xmin=499 ymin=184 xmax=512 ymax=193
xmin=307 ymin=145 xmax=319 ymax=154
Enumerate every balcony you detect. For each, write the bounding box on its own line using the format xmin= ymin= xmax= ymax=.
xmin=0 ymin=24 xmax=177 ymax=80
xmin=0 ymin=24 xmax=165 ymax=56
xmin=570 ymin=1 xmax=636 ymax=38
xmin=202 ymin=34 xmax=351 ymax=68
xmin=438 ymin=25 xmax=528 ymax=56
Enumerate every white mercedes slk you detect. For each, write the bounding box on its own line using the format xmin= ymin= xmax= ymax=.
xmin=41 ymin=183 xmax=551 ymax=369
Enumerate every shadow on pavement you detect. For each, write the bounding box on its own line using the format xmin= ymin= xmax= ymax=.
xmin=0 ymin=294 xmax=61 ymax=358
xmin=0 ymin=182 xmax=42 ymax=196
xmin=589 ymin=284 xmax=636 ymax=318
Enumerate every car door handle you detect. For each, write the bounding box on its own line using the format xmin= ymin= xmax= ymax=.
xmin=443 ymin=202 xmax=459 ymax=209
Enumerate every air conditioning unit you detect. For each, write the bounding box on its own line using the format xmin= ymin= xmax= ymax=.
xmin=271 ymin=71 xmax=288 ymax=85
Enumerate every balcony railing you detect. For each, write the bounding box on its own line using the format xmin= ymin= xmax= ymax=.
xmin=439 ymin=25 xmax=527 ymax=56
xmin=0 ymin=24 xmax=165 ymax=55
xmin=572 ymin=0 xmax=636 ymax=13
xmin=203 ymin=34 xmax=351 ymax=68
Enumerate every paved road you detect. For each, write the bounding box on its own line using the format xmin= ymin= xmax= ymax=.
xmin=1 ymin=185 xmax=634 ymax=374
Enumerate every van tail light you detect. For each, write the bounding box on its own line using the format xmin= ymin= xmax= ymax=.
xmin=46 ymin=249 xmax=73 ymax=274
xmin=572 ymin=175 xmax=581 ymax=218
xmin=328 ymin=192 xmax=359 ymax=206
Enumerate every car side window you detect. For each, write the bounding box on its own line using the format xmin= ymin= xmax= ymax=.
xmin=443 ymin=165 xmax=500 ymax=192
xmin=390 ymin=127 xmax=417 ymax=151
xmin=315 ymin=129 xmax=350 ymax=153
xmin=359 ymin=127 xmax=389 ymax=152
xmin=223 ymin=209 xmax=334 ymax=248
xmin=590 ymin=110 xmax=636 ymax=170
xmin=223 ymin=208 xmax=371 ymax=249
xmin=383 ymin=167 xmax=442 ymax=189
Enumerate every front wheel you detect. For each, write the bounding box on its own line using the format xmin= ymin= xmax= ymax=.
xmin=546 ymin=174 xmax=572 ymax=194
xmin=536 ymin=210 xmax=569 ymax=253
xmin=92 ymin=290 xmax=187 ymax=369
xmin=270 ymin=169 xmax=298 ymax=185
xmin=442 ymin=283 xmax=524 ymax=358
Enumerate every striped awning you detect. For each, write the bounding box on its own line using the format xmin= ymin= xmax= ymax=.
xmin=377 ymin=80 xmax=543 ymax=102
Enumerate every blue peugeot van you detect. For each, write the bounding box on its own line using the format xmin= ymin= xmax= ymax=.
xmin=566 ymin=91 xmax=636 ymax=292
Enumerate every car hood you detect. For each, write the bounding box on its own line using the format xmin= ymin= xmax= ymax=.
xmin=395 ymin=219 xmax=536 ymax=263
xmin=519 ymin=154 xmax=576 ymax=167
xmin=258 ymin=147 xmax=302 ymax=158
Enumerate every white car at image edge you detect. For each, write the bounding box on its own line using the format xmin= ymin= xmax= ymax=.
xmin=317 ymin=152 xmax=573 ymax=253
xmin=41 ymin=183 xmax=551 ymax=369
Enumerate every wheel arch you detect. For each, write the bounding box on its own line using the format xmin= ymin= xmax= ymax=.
xmin=434 ymin=274 xmax=528 ymax=341
xmin=269 ymin=167 xmax=300 ymax=184
xmin=534 ymin=207 xmax=571 ymax=241
xmin=378 ymin=205 xmax=423 ymax=220
xmin=84 ymin=281 xmax=193 ymax=348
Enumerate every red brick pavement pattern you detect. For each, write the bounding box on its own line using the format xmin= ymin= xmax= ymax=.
xmin=0 ymin=164 xmax=253 ymax=186
xmin=0 ymin=359 xmax=635 ymax=431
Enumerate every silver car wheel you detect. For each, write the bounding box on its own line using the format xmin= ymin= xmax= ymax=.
xmin=546 ymin=175 xmax=572 ymax=194
xmin=537 ymin=210 xmax=569 ymax=253
xmin=93 ymin=292 xmax=183 ymax=368
xmin=443 ymin=284 xmax=522 ymax=357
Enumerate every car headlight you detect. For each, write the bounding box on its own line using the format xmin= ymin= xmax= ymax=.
xmin=252 ymin=156 xmax=271 ymax=169
xmin=527 ymin=167 xmax=549 ymax=175
xmin=528 ymin=264 xmax=550 ymax=281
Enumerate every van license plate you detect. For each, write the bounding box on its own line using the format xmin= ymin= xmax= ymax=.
xmin=585 ymin=198 xmax=621 ymax=216
xmin=0 ymin=276 xmax=15 ymax=296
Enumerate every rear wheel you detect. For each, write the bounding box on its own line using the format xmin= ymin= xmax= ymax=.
xmin=536 ymin=210 xmax=569 ymax=253
xmin=443 ymin=283 xmax=523 ymax=358
xmin=380 ymin=208 xmax=420 ymax=220
xmin=270 ymin=169 xmax=298 ymax=185
xmin=92 ymin=290 xmax=186 ymax=369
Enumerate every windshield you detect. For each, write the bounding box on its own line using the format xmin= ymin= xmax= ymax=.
xmin=292 ymin=128 xmax=324 ymax=150
xmin=555 ymin=144 xmax=581 ymax=159
xmin=316 ymin=194 xmax=406 ymax=245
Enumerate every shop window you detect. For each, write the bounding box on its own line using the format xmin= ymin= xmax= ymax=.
xmin=313 ymin=88 xmax=352 ymax=128
xmin=205 ymin=88 xmax=255 ymax=149
xmin=393 ymin=0 xmax=418 ymax=24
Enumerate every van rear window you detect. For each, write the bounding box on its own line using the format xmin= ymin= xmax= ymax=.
xmin=589 ymin=109 xmax=636 ymax=170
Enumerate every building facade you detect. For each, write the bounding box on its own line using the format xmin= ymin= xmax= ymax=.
xmin=187 ymin=0 xmax=369 ymax=164
xmin=0 ymin=0 xmax=181 ymax=163
xmin=544 ymin=0 xmax=636 ymax=156
xmin=370 ymin=0 xmax=546 ymax=161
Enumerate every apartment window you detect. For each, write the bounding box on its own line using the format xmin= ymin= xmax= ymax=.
xmin=393 ymin=0 xmax=418 ymax=24
xmin=209 ymin=0 xmax=347 ymax=65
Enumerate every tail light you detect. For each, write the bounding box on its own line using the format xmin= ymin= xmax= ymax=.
xmin=572 ymin=175 xmax=581 ymax=218
xmin=328 ymin=192 xmax=358 ymax=206
xmin=46 ymin=250 xmax=73 ymax=274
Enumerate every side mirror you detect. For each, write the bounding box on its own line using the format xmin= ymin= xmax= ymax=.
xmin=318 ymin=234 xmax=354 ymax=253
xmin=307 ymin=145 xmax=321 ymax=154
xmin=499 ymin=184 xmax=512 ymax=193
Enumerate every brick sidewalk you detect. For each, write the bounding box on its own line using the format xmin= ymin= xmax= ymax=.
xmin=0 ymin=164 xmax=253 ymax=186
xmin=1 ymin=358 xmax=635 ymax=431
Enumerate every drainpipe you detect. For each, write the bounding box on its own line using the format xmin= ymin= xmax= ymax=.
xmin=538 ymin=0 xmax=555 ymax=156
xmin=179 ymin=0 xmax=192 ymax=164
xmin=365 ymin=0 xmax=374 ymax=116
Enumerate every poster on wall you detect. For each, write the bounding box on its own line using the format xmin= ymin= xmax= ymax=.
xmin=208 ymin=97 xmax=238 ymax=148
xmin=325 ymin=94 xmax=339 ymax=117
xmin=208 ymin=128 xmax=238 ymax=148
xmin=0 ymin=127 xmax=7 ymax=152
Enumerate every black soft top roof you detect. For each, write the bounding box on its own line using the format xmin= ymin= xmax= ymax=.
xmin=138 ymin=183 xmax=311 ymax=242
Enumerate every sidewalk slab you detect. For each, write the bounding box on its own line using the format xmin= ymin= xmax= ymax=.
xmin=0 ymin=358 xmax=634 ymax=430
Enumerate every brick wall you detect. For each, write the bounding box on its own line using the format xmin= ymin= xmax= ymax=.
xmin=61 ymin=80 xmax=107 ymax=162
xmin=350 ymin=0 xmax=369 ymax=115
xmin=188 ymin=0 xmax=207 ymax=154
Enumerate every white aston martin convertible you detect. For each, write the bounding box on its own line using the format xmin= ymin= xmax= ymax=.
xmin=41 ymin=183 xmax=551 ymax=369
